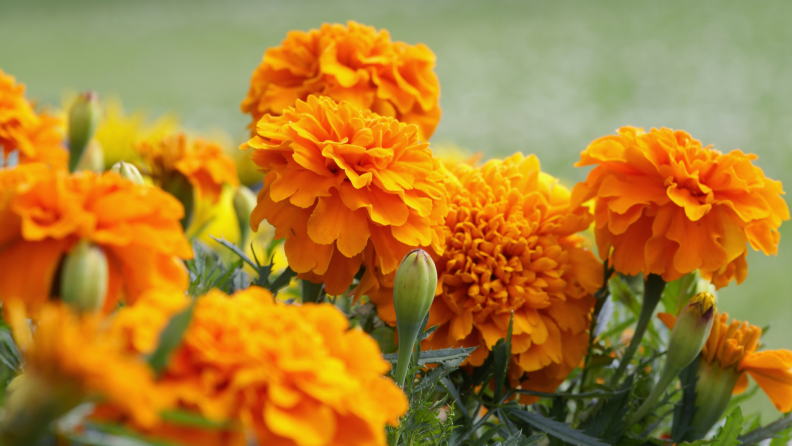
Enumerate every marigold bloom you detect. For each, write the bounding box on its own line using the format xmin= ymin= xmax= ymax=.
xmin=572 ymin=126 xmax=789 ymax=287
xmin=659 ymin=311 xmax=792 ymax=413
xmin=241 ymin=21 xmax=441 ymax=141
xmin=370 ymin=154 xmax=601 ymax=401
xmin=6 ymin=301 xmax=162 ymax=427
xmin=246 ymin=95 xmax=448 ymax=296
xmin=106 ymin=286 xmax=408 ymax=446
xmin=0 ymin=166 xmax=192 ymax=316
xmin=0 ymin=69 xmax=67 ymax=169
xmin=136 ymin=132 xmax=239 ymax=203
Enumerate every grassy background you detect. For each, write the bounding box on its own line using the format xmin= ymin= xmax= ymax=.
xmin=3 ymin=0 xmax=791 ymax=420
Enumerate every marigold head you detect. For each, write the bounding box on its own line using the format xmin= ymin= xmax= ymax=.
xmin=136 ymin=132 xmax=239 ymax=203
xmin=105 ymin=286 xmax=408 ymax=446
xmin=0 ymin=69 xmax=67 ymax=169
xmin=246 ymin=95 xmax=448 ymax=296
xmin=241 ymin=21 xmax=441 ymax=141
xmin=369 ymin=153 xmax=601 ymax=402
xmin=572 ymin=126 xmax=790 ymax=288
xmin=0 ymin=166 xmax=192 ymax=316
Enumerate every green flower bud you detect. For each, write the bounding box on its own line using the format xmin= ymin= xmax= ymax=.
xmin=110 ymin=161 xmax=145 ymax=184
xmin=67 ymin=91 xmax=101 ymax=173
xmin=233 ymin=186 xmax=257 ymax=248
xmin=684 ymin=357 xmax=741 ymax=441
xmin=666 ymin=291 xmax=716 ymax=371
xmin=60 ymin=240 xmax=109 ymax=313
xmin=76 ymin=140 xmax=105 ymax=173
xmin=629 ymin=291 xmax=716 ymax=426
xmin=393 ymin=249 xmax=437 ymax=388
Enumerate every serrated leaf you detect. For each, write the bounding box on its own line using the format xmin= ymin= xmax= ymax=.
xmin=209 ymin=235 xmax=257 ymax=270
xmin=685 ymin=407 xmax=743 ymax=446
xmin=506 ymin=409 xmax=609 ymax=446
xmin=738 ymin=412 xmax=792 ymax=445
xmin=383 ymin=346 xmax=477 ymax=366
xmin=672 ymin=358 xmax=700 ymax=443
xmin=585 ymin=374 xmax=634 ymax=443
xmin=147 ymin=299 xmax=196 ymax=376
xmin=521 ymin=433 xmax=547 ymax=446
xmin=439 ymin=377 xmax=470 ymax=424
xmin=493 ymin=311 xmax=514 ymax=404
xmin=268 ymin=266 xmax=296 ymax=294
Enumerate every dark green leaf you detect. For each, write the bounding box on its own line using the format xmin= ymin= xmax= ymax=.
xmin=209 ymin=235 xmax=256 ymax=270
xmin=383 ymin=346 xmax=477 ymax=366
xmin=268 ymin=266 xmax=296 ymax=294
xmin=160 ymin=409 xmax=232 ymax=430
xmin=585 ymin=374 xmax=634 ymax=443
xmin=672 ymin=357 xmax=700 ymax=443
xmin=370 ymin=326 xmax=397 ymax=354
xmin=512 ymin=388 xmax=629 ymax=400
xmin=506 ymin=409 xmax=609 ymax=446
xmin=738 ymin=412 xmax=792 ymax=445
xmin=685 ymin=407 xmax=743 ymax=446
xmin=147 ymin=299 xmax=196 ymax=375
xmin=493 ymin=311 xmax=514 ymax=404
xmin=440 ymin=377 xmax=470 ymax=424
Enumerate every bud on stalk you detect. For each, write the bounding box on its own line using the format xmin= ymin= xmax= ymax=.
xmin=629 ymin=292 xmax=716 ymax=425
xmin=110 ymin=161 xmax=145 ymax=184
xmin=233 ymin=186 xmax=257 ymax=248
xmin=67 ymin=91 xmax=101 ymax=173
xmin=60 ymin=240 xmax=109 ymax=313
xmin=76 ymin=140 xmax=105 ymax=173
xmin=393 ymin=249 xmax=437 ymax=388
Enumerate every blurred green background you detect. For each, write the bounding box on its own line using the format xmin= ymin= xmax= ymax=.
xmin=2 ymin=0 xmax=791 ymax=420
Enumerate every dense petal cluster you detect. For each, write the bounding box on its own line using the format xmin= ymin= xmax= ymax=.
xmin=7 ymin=301 xmax=162 ymax=427
xmin=0 ymin=69 xmax=67 ymax=169
xmin=0 ymin=165 xmax=192 ymax=316
xmin=246 ymin=95 xmax=448 ymax=295
xmin=660 ymin=311 xmax=792 ymax=412
xmin=106 ymin=286 xmax=408 ymax=446
xmin=381 ymin=153 xmax=601 ymax=401
xmin=241 ymin=21 xmax=441 ymax=141
xmin=572 ymin=126 xmax=789 ymax=288
xmin=136 ymin=132 xmax=239 ymax=202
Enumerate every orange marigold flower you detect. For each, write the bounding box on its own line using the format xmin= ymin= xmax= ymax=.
xmin=246 ymin=95 xmax=448 ymax=296
xmin=659 ymin=311 xmax=792 ymax=412
xmin=0 ymin=166 xmax=192 ymax=316
xmin=0 ymin=69 xmax=67 ymax=169
xmin=572 ymin=126 xmax=789 ymax=288
xmin=104 ymin=286 xmax=408 ymax=446
xmin=370 ymin=153 xmax=601 ymax=402
xmin=5 ymin=300 xmax=162 ymax=428
xmin=136 ymin=132 xmax=239 ymax=203
xmin=241 ymin=21 xmax=441 ymax=141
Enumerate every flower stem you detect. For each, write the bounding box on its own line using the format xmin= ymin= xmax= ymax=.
xmin=394 ymin=323 xmax=420 ymax=388
xmin=610 ymin=274 xmax=665 ymax=386
xmin=301 ymin=280 xmax=324 ymax=303
xmin=629 ymin=359 xmax=677 ymax=425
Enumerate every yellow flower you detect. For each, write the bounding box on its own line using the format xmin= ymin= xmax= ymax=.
xmin=104 ymin=286 xmax=408 ymax=446
xmin=136 ymin=132 xmax=239 ymax=203
xmin=372 ymin=153 xmax=601 ymax=403
xmin=572 ymin=126 xmax=789 ymax=288
xmin=241 ymin=21 xmax=441 ymax=141
xmin=245 ymin=95 xmax=448 ymax=296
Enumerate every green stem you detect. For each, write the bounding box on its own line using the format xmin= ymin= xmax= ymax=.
xmin=394 ymin=324 xmax=419 ymax=389
xmin=629 ymin=361 xmax=677 ymax=425
xmin=301 ymin=280 xmax=324 ymax=303
xmin=610 ymin=274 xmax=665 ymax=386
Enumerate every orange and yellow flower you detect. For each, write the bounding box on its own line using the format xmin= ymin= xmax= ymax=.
xmin=0 ymin=69 xmax=67 ymax=169
xmin=0 ymin=165 xmax=192 ymax=316
xmin=369 ymin=153 xmax=601 ymax=402
xmin=659 ymin=311 xmax=792 ymax=413
xmin=6 ymin=301 xmax=162 ymax=427
xmin=246 ymin=95 xmax=448 ymax=296
xmin=241 ymin=21 xmax=441 ymax=141
xmin=572 ymin=126 xmax=789 ymax=288
xmin=136 ymin=132 xmax=239 ymax=203
xmin=105 ymin=286 xmax=408 ymax=446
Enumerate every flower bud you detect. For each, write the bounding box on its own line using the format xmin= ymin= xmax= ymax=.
xmin=110 ymin=161 xmax=145 ymax=184
xmin=666 ymin=291 xmax=716 ymax=371
xmin=393 ymin=249 xmax=437 ymax=388
xmin=76 ymin=140 xmax=105 ymax=173
xmin=684 ymin=357 xmax=742 ymax=441
xmin=60 ymin=240 xmax=109 ymax=313
xmin=67 ymin=91 xmax=101 ymax=173
xmin=233 ymin=186 xmax=257 ymax=248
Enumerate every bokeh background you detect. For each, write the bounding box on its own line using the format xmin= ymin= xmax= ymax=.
xmin=3 ymin=0 xmax=791 ymax=419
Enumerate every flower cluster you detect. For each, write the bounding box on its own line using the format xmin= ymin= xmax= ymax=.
xmin=241 ymin=21 xmax=441 ymax=141
xmin=572 ymin=126 xmax=790 ymax=288
xmin=246 ymin=95 xmax=447 ymax=295
xmin=0 ymin=69 xmax=67 ymax=169
xmin=104 ymin=286 xmax=408 ymax=446
xmin=0 ymin=164 xmax=192 ymax=316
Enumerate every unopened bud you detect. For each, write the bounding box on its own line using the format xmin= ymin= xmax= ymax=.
xmin=110 ymin=161 xmax=145 ymax=184
xmin=67 ymin=91 xmax=101 ymax=173
xmin=60 ymin=240 xmax=108 ymax=313
xmin=393 ymin=249 xmax=437 ymax=388
xmin=76 ymin=140 xmax=105 ymax=173
xmin=666 ymin=292 xmax=716 ymax=371
xmin=233 ymin=186 xmax=257 ymax=248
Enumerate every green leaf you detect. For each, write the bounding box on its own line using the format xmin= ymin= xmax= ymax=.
xmin=493 ymin=311 xmax=514 ymax=404
xmin=439 ymin=377 xmax=470 ymax=424
xmin=672 ymin=358 xmax=700 ymax=443
xmin=147 ymin=299 xmax=196 ymax=376
xmin=769 ymin=426 xmax=792 ymax=446
xmin=584 ymin=374 xmax=634 ymax=443
xmin=209 ymin=235 xmax=257 ymax=270
xmin=738 ymin=412 xmax=792 ymax=445
xmin=160 ymin=409 xmax=233 ymax=430
xmin=268 ymin=266 xmax=297 ymax=294
xmin=383 ymin=346 xmax=476 ymax=366
xmin=370 ymin=326 xmax=397 ymax=354
xmin=685 ymin=407 xmax=744 ymax=446
xmin=505 ymin=409 xmax=609 ymax=446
